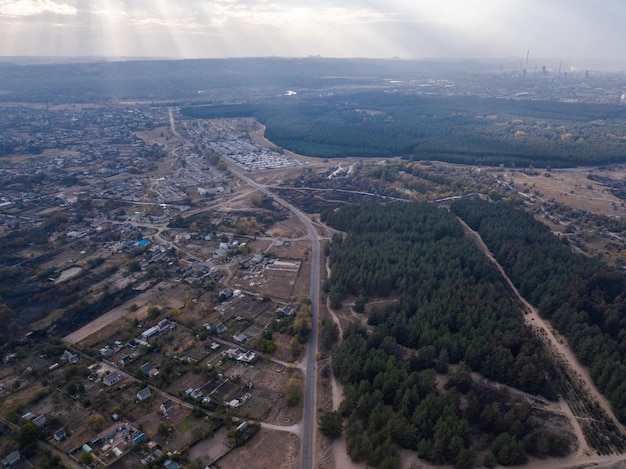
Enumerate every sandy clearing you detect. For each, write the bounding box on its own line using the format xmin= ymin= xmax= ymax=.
xmin=55 ymin=266 xmax=82 ymax=283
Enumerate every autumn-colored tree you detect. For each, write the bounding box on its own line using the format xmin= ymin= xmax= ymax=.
xmin=87 ymin=413 xmax=106 ymax=432
xmin=285 ymin=377 xmax=302 ymax=407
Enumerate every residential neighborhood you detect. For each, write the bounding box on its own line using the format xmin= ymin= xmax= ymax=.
xmin=0 ymin=98 xmax=316 ymax=468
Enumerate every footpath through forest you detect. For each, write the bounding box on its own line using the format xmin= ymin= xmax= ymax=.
xmin=459 ymin=217 xmax=626 ymax=468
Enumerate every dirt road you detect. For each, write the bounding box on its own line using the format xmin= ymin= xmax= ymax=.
xmin=459 ymin=217 xmax=626 ymax=468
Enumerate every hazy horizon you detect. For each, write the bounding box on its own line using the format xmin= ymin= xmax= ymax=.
xmin=1 ymin=0 xmax=625 ymax=66
xmin=2 ymin=55 xmax=626 ymax=74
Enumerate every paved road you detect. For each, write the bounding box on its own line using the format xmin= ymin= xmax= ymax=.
xmin=224 ymin=163 xmax=320 ymax=469
xmin=166 ymin=108 xmax=320 ymax=467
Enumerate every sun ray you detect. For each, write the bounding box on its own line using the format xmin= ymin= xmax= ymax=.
xmin=0 ymin=0 xmax=624 ymax=59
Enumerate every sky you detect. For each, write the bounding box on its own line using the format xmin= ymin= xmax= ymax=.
xmin=0 ymin=0 xmax=625 ymax=61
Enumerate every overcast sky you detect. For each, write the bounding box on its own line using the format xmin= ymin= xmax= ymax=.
xmin=1 ymin=0 xmax=625 ymax=61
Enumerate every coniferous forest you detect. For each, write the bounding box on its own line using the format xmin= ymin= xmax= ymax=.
xmin=451 ymin=199 xmax=626 ymax=424
xmin=182 ymin=92 xmax=626 ymax=167
xmin=322 ymin=202 xmax=570 ymax=468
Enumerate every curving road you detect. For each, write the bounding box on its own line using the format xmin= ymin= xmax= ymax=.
xmin=169 ymin=107 xmax=320 ymax=467
xmin=224 ymin=162 xmax=320 ymax=469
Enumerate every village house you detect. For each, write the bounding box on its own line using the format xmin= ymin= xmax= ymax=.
xmin=3 ymin=450 xmax=20 ymax=467
xmin=237 ymin=421 xmax=250 ymax=435
xmin=60 ymin=349 xmax=79 ymax=364
xmin=163 ymin=459 xmax=181 ymax=469
xmin=103 ymin=371 xmax=120 ymax=387
xmin=140 ymin=362 xmax=154 ymax=375
xmin=137 ymin=387 xmax=152 ymax=402
xmin=219 ymin=287 xmax=233 ymax=300
xmin=225 ymin=348 xmax=256 ymax=363
xmin=215 ymin=322 xmax=227 ymax=335
xmin=160 ymin=399 xmax=174 ymax=415
xmin=32 ymin=415 xmax=46 ymax=428
xmin=53 ymin=428 xmax=67 ymax=442
xmin=232 ymin=332 xmax=248 ymax=343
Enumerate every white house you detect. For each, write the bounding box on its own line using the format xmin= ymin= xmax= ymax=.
xmin=160 ymin=399 xmax=174 ymax=415
xmin=137 ymin=387 xmax=152 ymax=401
xmin=103 ymin=371 xmax=120 ymax=387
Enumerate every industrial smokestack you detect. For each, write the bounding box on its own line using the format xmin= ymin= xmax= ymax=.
xmin=526 ymin=50 xmax=529 ymax=69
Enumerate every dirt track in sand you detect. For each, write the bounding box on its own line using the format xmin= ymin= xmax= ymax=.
xmin=321 ymin=218 xmax=626 ymax=469
xmin=460 ymin=218 xmax=626 ymax=469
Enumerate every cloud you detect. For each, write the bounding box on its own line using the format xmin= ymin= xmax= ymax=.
xmin=0 ymin=0 xmax=624 ymax=59
xmin=0 ymin=0 xmax=77 ymax=17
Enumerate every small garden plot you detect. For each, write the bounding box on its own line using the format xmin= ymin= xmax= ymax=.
xmin=175 ymin=417 xmax=196 ymax=433
xmin=217 ymin=356 xmax=238 ymax=371
xmin=216 ymin=298 xmax=244 ymax=321
xmin=163 ymin=329 xmax=196 ymax=357
xmin=114 ymin=451 xmax=143 ymax=468
xmin=0 ymin=366 xmax=14 ymax=380
xmin=139 ymin=408 xmax=180 ymax=436
xmin=216 ymin=295 xmax=273 ymax=322
xmin=243 ymin=300 xmax=274 ymax=318
xmin=202 ymin=376 xmax=225 ymax=395
xmin=212 ymin=380 xmax=239 ymax=403
xmin=238 ymin=363 xmax=261 ymax=381
xmin=168 ymin=417 xmax=216 ymax=451
xmin=270 ymin=332 xmax=300 ymax=363
xmin=217 ymin=429 xmax=300 ymax=469
xmin=253 ymin=269 xmax=300 ymax=299
xmin=204 ymin=352 xmax=226 ymax=371
xmin=257 ymin=308 xmax=276 ymax=325
xmin=182 ymin=345 xmax=209 ymax=362
xmin=188 ymin=427 xmax=231 ymax=466
xmin=223 ymin=361 xmax=250 ymax=378
xmin=237 ymin=391 xmax=273 ymax=420
xmin=84 ymin=380 xmax=136 ymax=418
xmin=242 ymin=322 xmax=264 ymax=338
xmin=250 ymin=263 xmax=265 ymax=274
xmin=165 ymin=371 xmax=209 ymax=396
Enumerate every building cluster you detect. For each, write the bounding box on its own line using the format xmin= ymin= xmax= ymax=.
xmin=0 ymin=105 xmax=167 ymax=206
xmin=385 ymin=67 xmax=626 ymax=105
xmin=188 ymin=119 xmax=307 ymax=171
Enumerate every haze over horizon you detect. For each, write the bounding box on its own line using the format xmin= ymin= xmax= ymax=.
xmin=0 ymin=0 xmax=625 ymax=66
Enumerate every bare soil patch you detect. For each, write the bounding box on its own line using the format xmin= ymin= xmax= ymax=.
xmin=507 ymin=168 xmax=626 ymax=218
xmin=266 ymin=213 xmax=309 ymax=239
xmin=188 ymin=427 xmax=231 ymax=466
xmin=289 ymin=255 xmax=312 ymax=301
xmin=215 ymin=428 xmax=300 ymax=469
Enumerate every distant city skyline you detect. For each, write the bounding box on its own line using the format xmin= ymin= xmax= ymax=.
xmin=1 ymin=0 xmax=625 ymax=65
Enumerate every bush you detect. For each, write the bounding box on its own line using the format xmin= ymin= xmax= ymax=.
xmin=78 ymin=452 xmax=94 ymax=465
